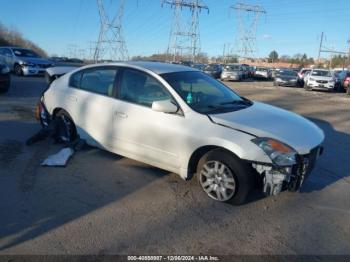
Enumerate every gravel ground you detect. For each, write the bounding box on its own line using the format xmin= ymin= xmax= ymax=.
xmin=0 ymin=75 xmax=349 ymax=256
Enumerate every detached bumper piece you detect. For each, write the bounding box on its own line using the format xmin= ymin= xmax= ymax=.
xmin=252 ymin=146 xmax=323 ymax=196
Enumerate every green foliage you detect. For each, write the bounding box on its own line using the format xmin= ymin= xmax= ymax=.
xmin=268 ymin=50 xmax=279 ymax=62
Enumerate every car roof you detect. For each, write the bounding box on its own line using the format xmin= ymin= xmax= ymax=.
xmin=108 ymin=61 xmax=198 ymax=74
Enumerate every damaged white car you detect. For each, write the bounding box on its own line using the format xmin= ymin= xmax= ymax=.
xmin=37 ymin=62 xmax=324 ymax=204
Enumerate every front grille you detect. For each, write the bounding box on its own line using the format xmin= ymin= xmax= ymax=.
xmin=316 ymin=80 xmax=328 ymax=84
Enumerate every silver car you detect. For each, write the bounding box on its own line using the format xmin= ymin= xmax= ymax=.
xmin=221 ymin=64 xmax=243 ymax=81
xmin=0 ymin=46 xmax=54 ymax=76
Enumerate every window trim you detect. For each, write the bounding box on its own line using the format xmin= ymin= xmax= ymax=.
xmin=68 ymin=66 xmax=120 ymax=98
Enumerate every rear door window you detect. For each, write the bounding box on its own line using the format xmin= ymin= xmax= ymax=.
xmin=69 ymin=67 xmax=118 ymax=97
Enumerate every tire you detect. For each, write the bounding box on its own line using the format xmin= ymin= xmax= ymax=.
xmin=54 ymin=111 xmax=77 ymax=143
xmin=14 ymin=64 xmax=23 ymax=76
xmin=304 ymin=82 xmax=312 ymax=91
xmin=196 ymin=149 xmax=254 ymax=205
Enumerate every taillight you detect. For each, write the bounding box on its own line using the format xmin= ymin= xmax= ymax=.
xmin=35 ymin=101 xmax=43 ymax=121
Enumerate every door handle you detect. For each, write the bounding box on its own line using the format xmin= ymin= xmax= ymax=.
xmin=115 ymin=111 xmax=128 ymax=119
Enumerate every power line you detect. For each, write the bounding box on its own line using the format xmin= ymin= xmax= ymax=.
xmin=162 ymin=0 xmax=209 ymax=62
xmin=231 ymin=1 xmax=266 ymax=60
xmin=94 ymin=0 xmax=129 ymax=62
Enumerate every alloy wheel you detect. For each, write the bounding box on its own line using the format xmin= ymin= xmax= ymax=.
xmin=199 ymin=160 xmax=236 ymax=201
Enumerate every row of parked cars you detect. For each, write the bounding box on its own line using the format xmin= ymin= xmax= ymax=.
xmin=190 ymin=61 xmax=349 ymax=95
xmin=183 ymin=62 xmax=273 ymax=82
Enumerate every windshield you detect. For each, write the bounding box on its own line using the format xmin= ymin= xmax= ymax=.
xmin=311 ymin=70 xmax=332 ymax=77
xmin=279 ymin=70 xmax=297 ymax=76
xmin=224 ymin=65 xmax=240 ymax=71
xmin=256 ymin=67 xmax=268 ymax=72
xmin=161 ymin=71 xmax=252 ymax=114
xmin=12 ymin=48 xmax=40 ymax=58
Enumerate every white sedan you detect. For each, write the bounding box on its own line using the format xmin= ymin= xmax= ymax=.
xmin=37 ymin=62 xmax=325 ymax=204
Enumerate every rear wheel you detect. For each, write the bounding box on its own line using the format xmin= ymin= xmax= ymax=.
xmin=196 ymin=149 xmax=254 ymax=205
xmin=54 ymin=111 xmax=77 ymax=143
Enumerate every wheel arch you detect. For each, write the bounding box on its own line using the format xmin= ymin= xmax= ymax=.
xmin=186 ymin=145 xmax=241 ymax=181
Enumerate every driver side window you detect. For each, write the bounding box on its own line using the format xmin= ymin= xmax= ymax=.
xmin=119 ymin=69 xmax=171 ymax=107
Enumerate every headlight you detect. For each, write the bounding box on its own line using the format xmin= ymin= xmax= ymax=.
xmin=1 ymin=66 xmax=10 ymax=74
xmin=252 ymin=138 xmax=297 ymax=166
xmin=20 ymin=61 xmax=36 ymax=67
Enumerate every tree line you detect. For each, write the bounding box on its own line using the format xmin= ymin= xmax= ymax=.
xmin=0 ymin=22 xmax=47 ymax=57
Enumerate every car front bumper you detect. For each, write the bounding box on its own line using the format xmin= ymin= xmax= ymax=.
xmin=275 ymin=80 xmax=298 ymax=86
xmin=252 ymin=146 xmax=323 ymax=196
xmin=221 ymin=74 xmax=240 ymax=80
xmin=307 ymin=81 xmax=335 ymax=90
xmin=22 ymin=65 xmax=48 ymax=76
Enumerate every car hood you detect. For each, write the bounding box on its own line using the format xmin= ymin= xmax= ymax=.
xmin=210 ymin=102 xmax=324 ymax=154
xmin=18 ymin=57 xmax=52 ymax=65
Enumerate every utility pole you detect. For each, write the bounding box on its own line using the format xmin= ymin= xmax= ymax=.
xmin=317 ymin=32 xmax=324 ymax=63
xmin=231 ymin=2 xmax=266 ymax=60
xmin=162 ymin=0 xmax=209 ymax=63
xmin=94 ymin=0 xmax=129 ymax=62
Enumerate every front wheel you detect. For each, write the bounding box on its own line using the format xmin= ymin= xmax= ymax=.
xmin=304 ymin=82 xmax=312 ymax=91
xmin=196 ymin=149 xmax=254 ymax=205
xmin=14 ymin=64 xmax=23 ymax=76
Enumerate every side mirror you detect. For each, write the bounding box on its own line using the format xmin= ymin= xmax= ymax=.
xmin=152 ymin=99 xmax=178 ymax=113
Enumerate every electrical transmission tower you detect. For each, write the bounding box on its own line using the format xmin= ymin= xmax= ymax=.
xmin=231 ymin=2 xmax=266 ymax=59
xmin=162 ymin=0 xmax=209 ymax=62
xmin=94 ymin=0 xmax=129 ymax=62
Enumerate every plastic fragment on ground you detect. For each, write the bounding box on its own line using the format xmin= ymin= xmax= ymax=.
xmin=41 ymin=148 xmax=74 ymax=167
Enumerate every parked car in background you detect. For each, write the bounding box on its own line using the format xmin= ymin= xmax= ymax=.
xmin=0 ymin=63 xmax=11 ymax=93
xmin=304 ymin=69 xmax=335 ymax=92
xmin=337 ymin=70 xmax=350 ymax=91
xmin=332 ymin=70 xmax=349 ymax=92
xmin=297 ymin=68 xmax=312 ymax=86
xmin=203 ymin=64 xmax=222 ymax=79
xmin=254 ymin=67 xmax=272 ymax=80
xmin=38 ymin=61 xmax=324 ymax=204
xmin=240 ymin=64 xmax=250 ymax=79
xmin=221 ymin=64 xmax=243 ymax=81
xmin=273 ymin=69 xmax=298 ymax=87
xmin=191 ymin=63 xmax=206 ymax=72
xmin=0 ymin=46 xmax=54 ymax=76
